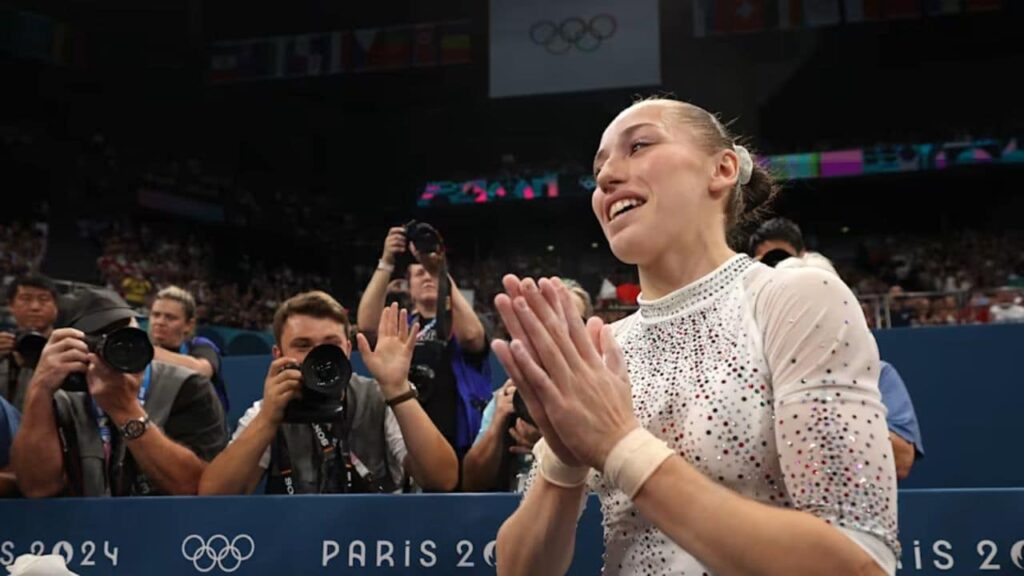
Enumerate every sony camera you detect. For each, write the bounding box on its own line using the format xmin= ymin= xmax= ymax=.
xmin=283 ymin=343 xmax=353 ymax=423
xmin=64 ymin=327 xmax=155 ymax=392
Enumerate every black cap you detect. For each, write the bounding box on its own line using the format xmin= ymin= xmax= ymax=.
xmin=58 ymin=288 xmax=136 ymax=334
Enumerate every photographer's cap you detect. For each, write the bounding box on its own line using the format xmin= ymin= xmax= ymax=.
xmin=58 ymin=288 xmax=135 ymax=334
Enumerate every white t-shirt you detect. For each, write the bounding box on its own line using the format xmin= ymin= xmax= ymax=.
xmin=232 ymin=394 xmax=408 ymax=489
xmin=528 ymin=254 xmax=900 ymax=575
xmin=989 ymin=303 xmax=1024 ymax=323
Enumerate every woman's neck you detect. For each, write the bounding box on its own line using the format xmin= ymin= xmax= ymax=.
xmin=637 ymin=237 xmax=736 ymax=301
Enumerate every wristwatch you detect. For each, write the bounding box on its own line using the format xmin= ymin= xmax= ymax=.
xmin=386 ymin=383 xmax=419 ymax=408
xmin=120 ymin=415 xmax=152 ymax=440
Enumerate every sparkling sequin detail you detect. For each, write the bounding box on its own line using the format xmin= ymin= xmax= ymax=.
xmin=564 ymin=255 xmax=899 ymax=575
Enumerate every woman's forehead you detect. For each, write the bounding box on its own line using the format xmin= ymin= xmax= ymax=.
xmin=603 ymin=102 xmax=670 ymax=139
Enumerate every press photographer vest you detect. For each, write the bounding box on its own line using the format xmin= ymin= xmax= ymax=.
xmin=52 ymin=361 xmax=195 ymax=497
xmin=0 ymin=357 xmax=33 ymax=412
xmin=266 ymin=374 xmax=397 ymax=494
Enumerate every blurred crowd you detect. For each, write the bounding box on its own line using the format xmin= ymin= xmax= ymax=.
xmin=0 ymin=222 xmax=48 ymax=287
xmin=4 ymin=213 xmax=1024 ymax=334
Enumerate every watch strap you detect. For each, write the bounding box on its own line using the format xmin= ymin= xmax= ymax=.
xmin=385 ymin=387 xmax=418 ymax=408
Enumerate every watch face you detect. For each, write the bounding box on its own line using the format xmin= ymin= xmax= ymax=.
xmin=124 ymin=419 xmax=147 ymax=439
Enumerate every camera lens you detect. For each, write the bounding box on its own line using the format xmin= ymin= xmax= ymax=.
xmin=100 ymin=327 xmax=154 ymax=373
xmin=301 ymin=344 xmax=351 ymax=394
xmin=312 ymin=360 xmax=338 ymax=388
xmin=14 ymin=331 xmax=47 ymax=367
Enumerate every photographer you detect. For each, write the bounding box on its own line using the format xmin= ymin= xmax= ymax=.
xmin=11 ymin=288 xmax=227 ymax=497
xmin=199 ymin=292 xmax=457 ymax=494
xmin=0 ymin=275 xmax=59 ymax=411
xmin=148 ymin=286 xmax=229 ymax=411
xmin=357 ymin=225 xmax=491 ymax=463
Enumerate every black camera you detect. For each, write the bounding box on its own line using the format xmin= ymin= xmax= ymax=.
xmin=284 ymin=344 xmax=353 ymax=423
xmin=14 ymin=330 xmax=48 ymax=368
xmin=404 ymin=220 xmax=443 ymax=255
xmin=64 ymin=327 xmax=155 ymax=392
xmin=407 ymin=340 xmax=444 ymax=405
xmin=512 ymin=390 xmax=535 ymax=427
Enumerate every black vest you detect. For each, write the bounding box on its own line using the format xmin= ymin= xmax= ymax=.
xmin=267 ymin=374 xmax=398 ymax=493
xmin=52 ymin=362 xmax=196 ymax=496
xmin=0 ymin=356 xmax=33 ymax=412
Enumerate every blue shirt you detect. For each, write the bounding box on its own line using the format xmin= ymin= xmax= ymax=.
xmin=475 ymin=396 xmax=499 ymax=445
xmin=0 ymin=395 xmax=21 ymax=469
xmin=879 ymin=361 xmax=925 ymax=458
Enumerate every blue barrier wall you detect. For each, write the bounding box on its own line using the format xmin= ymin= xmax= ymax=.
xmin=3 ymin=490 xmax=1023 ymax=575
xmin=872 ymin=324 xmax=1024 ymax=489
xmin=220 ymin=324 xmax=1024 ymax=488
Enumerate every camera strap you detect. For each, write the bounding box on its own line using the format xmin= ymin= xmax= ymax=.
xmin=436 ymin=260 xmax=451 ymax=342
xmin=273 ymin=420 xmax=392 ymax=494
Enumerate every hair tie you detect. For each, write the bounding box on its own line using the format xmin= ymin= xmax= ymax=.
xmin=734 ymin=144 xmax=753 ymax=186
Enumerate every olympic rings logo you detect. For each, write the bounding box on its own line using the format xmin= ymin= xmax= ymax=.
xmin=529 ymin=14 xmax=618 ymax=55
xmin=181 ymin=534 xmax=255 ymax=573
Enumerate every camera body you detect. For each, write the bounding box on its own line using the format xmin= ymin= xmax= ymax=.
xmin=512 ymin=390 xmax=535 ymax=427
xmin=404 ymin=220 xmax=443 ymax=255
xmin=63 ymin=327 xmax=155 ymax=392
xmin=13 ymin=330 xmax=48 ymax=367
xmin=283 ymin=344 xmax=353 ymax=423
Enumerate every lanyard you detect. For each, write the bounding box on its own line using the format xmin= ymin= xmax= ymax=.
xmin=274 ymin=423 xmax=343 ymax=494
xmin=414 ymin=316 xmax=437 ymax=340
xmin=274 ymin=422 xmax=390 ymax=494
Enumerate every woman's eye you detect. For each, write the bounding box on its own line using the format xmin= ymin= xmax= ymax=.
xmin=630 ymin=141 xmax=650 ymax=154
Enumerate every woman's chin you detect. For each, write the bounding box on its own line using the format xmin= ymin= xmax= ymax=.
xmin=607 ymin=233 xmax=649 ymax=266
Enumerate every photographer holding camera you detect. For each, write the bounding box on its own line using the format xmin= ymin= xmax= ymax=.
xmin=11 ymin=288 xmax=227 ymax=497
xmin=0 ymin=275 xmax=59 ymax=411
xmin=199 ymin=292 xmax=458 ymax=494
xmin=357 ymin=224 xmax=491 ymax=467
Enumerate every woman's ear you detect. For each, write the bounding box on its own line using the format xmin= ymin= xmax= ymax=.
xmin=709 ymin=148 xmax=740 ymax=199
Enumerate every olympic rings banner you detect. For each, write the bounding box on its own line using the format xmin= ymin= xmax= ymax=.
xmin=489 ymin=0 xmax=660 ymax=98
xmin=2 ymin=490 xmax=1023 ymax=575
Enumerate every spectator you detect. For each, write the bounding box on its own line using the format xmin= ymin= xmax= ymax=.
xmin=199 ymin=292 xmax=458 ymax=494
xmin=148 ymin=286 xmax=229 ymax=412
xmin=747 ymin=217 xmax=806 ymax=264
xmin=12 ymin=288 xmax=227 ymax=497
xmin=887 ymin=286 xmax=914 ymax=328
xmin=989 ymin=287 xmax=1024 ymax=323
xmin=878 ymin=362 xmax=925 ymax=480
xmin=120 ymin=269 xmax=152 ymax=310
xmin=0 ymin=275 xmax=59 ymax=410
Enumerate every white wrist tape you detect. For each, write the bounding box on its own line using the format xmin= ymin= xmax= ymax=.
xmin=534 ymin=438 xmax=589 ymax=488
xmin=603 ymin=427 xmax=675 ymax=499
